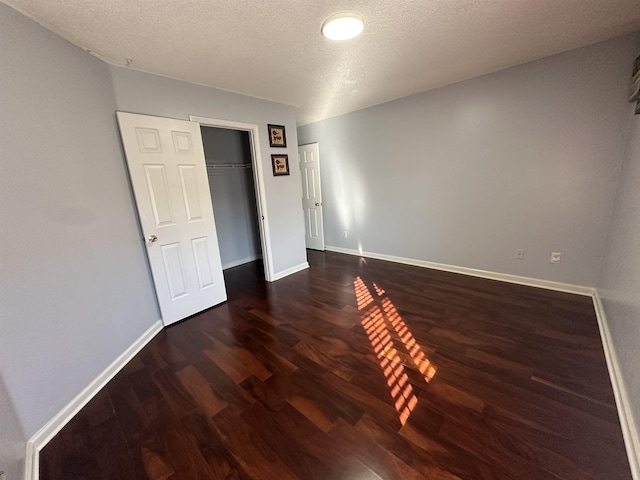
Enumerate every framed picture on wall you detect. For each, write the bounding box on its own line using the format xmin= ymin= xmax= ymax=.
xmin=268 ymin=124 xmax=287 ymax=147
xmin=271 ymin=154 xmax=290 ymax=176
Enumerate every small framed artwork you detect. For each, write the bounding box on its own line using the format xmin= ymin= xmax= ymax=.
xmin=268 ymin=124 xmax=287 ymax=148
xmin=271 ymin=154 xmax=290 ymax=176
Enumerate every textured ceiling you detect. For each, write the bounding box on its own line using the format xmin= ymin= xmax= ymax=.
xmin=4 ymin=0 xmax=640 ymax=125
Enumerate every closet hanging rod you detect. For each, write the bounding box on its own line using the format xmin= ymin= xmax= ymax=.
xmin=206 ymin=163 xmax=252 ymax=169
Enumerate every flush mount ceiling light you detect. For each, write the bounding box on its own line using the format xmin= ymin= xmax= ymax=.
xmin=321 ymin=13 xmax=364 ymax=41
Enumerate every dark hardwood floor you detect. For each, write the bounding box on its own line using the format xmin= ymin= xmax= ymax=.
xmin=40 ymin=250 xmax=632 ymax=479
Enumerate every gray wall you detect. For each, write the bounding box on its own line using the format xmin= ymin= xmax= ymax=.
xmin=109 ymin=66 xmax=308 ymax=274
xmin=0 ymin=376 xmax=25 ymax=480
xmin=0 ymin=2 xmax=159 ymax=446
xmin=298 ymin=34 xmax=639 ymax=286
xmin=201 ymin=127 xmax=261 ymax=268
xmin=599 ymin=114 xmax=640 ymax=438
xmin=201 ymin=126 xmax=252 ymax=166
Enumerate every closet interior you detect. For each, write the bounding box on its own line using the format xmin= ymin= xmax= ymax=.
xmin=201 ymin=126 xmax=262 ymax=272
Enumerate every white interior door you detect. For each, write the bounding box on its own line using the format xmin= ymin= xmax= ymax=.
xmin=299 ymin=143 xmax=324 ymax=251
xmin=117 ymin=112 xmax=227 ymax=326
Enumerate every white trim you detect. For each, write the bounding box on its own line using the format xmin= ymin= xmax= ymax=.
xmin=325 ymin=245 xmax=594 ymax=296
xmin=24 ymin=442 xmax=36 ymax=480
xmin=222 ymin=254 xmax=262 ymax=270
xmin=592 ymin=292 xmax=640 ymax=480
xmin=25 ymin=320 xmax=163 ymax=480
xmin=271 ymin=262 xmax=310 ymax=281
xmin=189 ymin=115 xmax=276 ymax=281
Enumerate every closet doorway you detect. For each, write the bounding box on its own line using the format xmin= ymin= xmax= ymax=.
xmin=191 ymin=116 xmax=274 ymax=282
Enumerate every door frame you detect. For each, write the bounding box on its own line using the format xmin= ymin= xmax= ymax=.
xmin=190 ymin=115 xmax=275 ymax=282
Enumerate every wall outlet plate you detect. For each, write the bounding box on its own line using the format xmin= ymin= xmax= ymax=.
xmin=515 ymin=249 xmax=524 ymax=260
xmin=550 ymin=252 xmax=562 ymax=264
xmin=343 ymin=230 xmax=348 ymax=238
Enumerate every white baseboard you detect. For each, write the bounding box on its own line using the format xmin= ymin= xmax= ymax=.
xmin=271 ymin=261 xmax=309 ymax=281
xmin=325 ymin=245 xmax=594 ymax=296
xmin=222 ymin=254 xmax=261 ymax=270
xmin=592 ymin=293 xmax=640 ymax=480
xmin=25 ymin=320 xmax=163 ymax=480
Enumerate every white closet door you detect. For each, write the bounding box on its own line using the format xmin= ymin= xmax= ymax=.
xmin=117 ymin=112 xmax=227 ymax=326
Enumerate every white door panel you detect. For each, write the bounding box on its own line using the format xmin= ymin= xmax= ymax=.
xmin=117 ymin=112 xmax=227 ymax=326
xmin=299 ymin=143 xmax=324 ymax=250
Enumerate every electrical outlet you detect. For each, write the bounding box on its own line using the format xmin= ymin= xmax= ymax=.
xmin=515 ymin=249 xmax=524 ymax=260
xmin=550 ymin=252 xmax=561 ymax=264
xmin=343 ymin=230 xmax=348 ymax=238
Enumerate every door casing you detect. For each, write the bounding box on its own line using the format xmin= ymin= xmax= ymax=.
xmin=190 ymin=115 xmax=275 ymax=281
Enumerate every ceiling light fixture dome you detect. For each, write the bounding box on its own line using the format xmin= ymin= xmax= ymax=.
xmin=321 ymin=13 xmax=364 ymax=41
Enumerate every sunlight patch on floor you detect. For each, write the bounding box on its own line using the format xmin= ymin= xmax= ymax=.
xmin=354 ymin=276 xmax=436 ymax=425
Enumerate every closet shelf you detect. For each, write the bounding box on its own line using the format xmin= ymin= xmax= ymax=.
xmin=206 ymin=163 xmax=252 ymax=169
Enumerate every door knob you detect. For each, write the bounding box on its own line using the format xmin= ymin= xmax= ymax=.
xmin=148 ymin=234 xmax=158 ymax=243
xmin=315 ymin=202 xmax=322 ymax=206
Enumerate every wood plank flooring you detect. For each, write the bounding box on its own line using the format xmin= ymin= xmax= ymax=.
xmin=40 ymin=250 xmax=632 ymax=479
